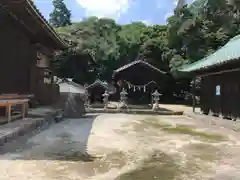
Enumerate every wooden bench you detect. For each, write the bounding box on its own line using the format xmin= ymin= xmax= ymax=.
xmin=0 ymin=94 xmax=34 ymax=100
xmin=0 ymin=94 xmax=33 ymax=110
xmin=0 ymin=94 xmax=32 ymax=123
xmin=0 ymin=99 xmax=29 ymax=123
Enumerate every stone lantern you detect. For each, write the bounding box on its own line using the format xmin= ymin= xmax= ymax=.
xmin=102 ymin=90 xmax=110 ymax=109
xmin=152 ymin=90 xmax=161 ymax=111
xmin=118 ymin=88 xmax=128 ymax=110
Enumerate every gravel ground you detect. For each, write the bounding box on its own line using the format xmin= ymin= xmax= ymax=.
xmin=0 ymin=113 xmax=240 ymax=180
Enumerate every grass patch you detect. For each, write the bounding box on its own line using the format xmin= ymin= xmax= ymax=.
xmin=187 ymin=143 xmax=222 ymax=161
xmin=134 ymin=118 xmax=226 ymax=142
xmin=144 ymin=119 xmax=172 ymax=129
xmin=44 ymin=151 xmax=127 ymax=178
xmin=115 ymin=150 xmax=181 ymax=180
xmin=162 ymin=125 xmax=226 ymax=141
xmin=115 ymin=150 xmax=209 ymax=180
xmin=132 ymin=118 xmax=171 ymax=132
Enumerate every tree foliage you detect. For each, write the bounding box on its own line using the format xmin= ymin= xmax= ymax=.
xmin=51 ymin=0 xmax=240 ymax=99
xmin=49 ymin=0 xmax=71 ymax=28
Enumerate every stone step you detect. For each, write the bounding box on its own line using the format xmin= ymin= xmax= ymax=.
xmin=0 ymin=108 xmax=63 ymax=146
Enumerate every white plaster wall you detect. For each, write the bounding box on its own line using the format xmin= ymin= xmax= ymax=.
xmin=59 ymin=82 xmax=86 ymax=94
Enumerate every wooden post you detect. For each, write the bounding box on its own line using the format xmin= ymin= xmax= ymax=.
xmin=25 ymin=101 xmax=29 ymax=116
xmin=7 ymin=104 xmax=11 ymax=123
xmin=192 ymin=77 xmax=196 ymax=113
xmin=22 ymin=103 xmax=26 ymax=119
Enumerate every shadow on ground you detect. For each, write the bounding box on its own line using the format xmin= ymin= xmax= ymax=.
xmin=0 ymin=114 xmax=98 ymax=162
xmin=115 ymin=150 xmax=181 ymax=180
xmin=91 ymin=103 xmax=172 ymax=111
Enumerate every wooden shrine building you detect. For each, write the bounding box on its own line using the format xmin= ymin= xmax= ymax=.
xmin=112 ymin=60 xmax=167 ymax=104
xmin=180 ymin=35 xmax=240 ymax=120
xmin=0 ymin=0 xmax=66 ymax=105
xmin=86 ymin=79 xmax=115 ymax=104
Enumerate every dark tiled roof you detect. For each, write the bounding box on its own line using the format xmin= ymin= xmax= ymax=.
xmin=1 ymin=0 xmax=67 ymax=49
xmin=113 ymin=60 xmax=166 ymax=74
xmin=86 ymin=79 xmax=108 ymax=89
xmin=26 ymin=0 xmax=67 ymax=48
xmin=86 ymin=79 xmax=115 ymax=94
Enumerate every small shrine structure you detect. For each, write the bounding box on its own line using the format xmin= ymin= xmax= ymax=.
xmin=86 ymin=79 xmax=115 ymax=104
xmin=112 ymin=60 xmax=167 ymax=104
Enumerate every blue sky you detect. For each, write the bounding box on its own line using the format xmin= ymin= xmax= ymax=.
xmin=34 ymin=0 xmax=193 ymax=25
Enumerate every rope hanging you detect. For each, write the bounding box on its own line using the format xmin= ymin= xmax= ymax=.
xmin=124 ymin=80 xmax=157 ymax=92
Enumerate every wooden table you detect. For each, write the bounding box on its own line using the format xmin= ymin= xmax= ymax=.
xmin=0 ymin=99 xmax=29 ymax=123
xmin=0 ymin=94 xmax=34 ymax=99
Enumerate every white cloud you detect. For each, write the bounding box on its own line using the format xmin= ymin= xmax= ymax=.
xmin=142 ymin=20 xmax=152 ymax=26
xmin=76 ymin=0 xmax=131 ymax=19
xmin=173 ymin=0 xmax=178 ymax=6
xmin=164 ymin=12 xmax=174 ymax=21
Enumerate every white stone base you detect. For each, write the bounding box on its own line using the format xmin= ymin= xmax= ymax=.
xmin=152 ymin=103 xmax=160 ymax=111
xmin=118 ymin=102 xmax=128 ymax=110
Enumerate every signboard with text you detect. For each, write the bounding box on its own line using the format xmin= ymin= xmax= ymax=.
xmin=216 ymin=85 xmax=220 ymax=96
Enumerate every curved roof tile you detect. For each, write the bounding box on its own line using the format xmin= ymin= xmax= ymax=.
xmin=180 ymin=35 xmax=240 ymax=72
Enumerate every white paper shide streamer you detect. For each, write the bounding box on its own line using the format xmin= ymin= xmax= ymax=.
xmin=124 ymin=80 xmax=157 ymax=92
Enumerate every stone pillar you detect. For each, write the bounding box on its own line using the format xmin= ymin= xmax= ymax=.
xmin=118 ymin=88 xmax=128 ymax=110
xmin=102 ymin=90 xmax=109 ymax=110
xmin=152 ymin=90 xmax=161 ymax=111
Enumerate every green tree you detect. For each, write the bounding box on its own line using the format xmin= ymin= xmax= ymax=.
xmin=51 ymin=0 xmax=240 ymax=101
xmin=53 ymin=17 xmax=122 ymax=82
xmin=49 ymin=0 xmax=71 ymax=28
xmin=118 ymin=22 xmax=147 ymax=62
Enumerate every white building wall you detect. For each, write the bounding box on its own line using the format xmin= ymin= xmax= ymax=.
xmin=59 ymin=82 xmax=86 ymax=94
